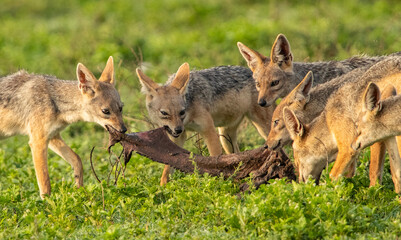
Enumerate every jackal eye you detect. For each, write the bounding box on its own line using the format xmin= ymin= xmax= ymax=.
xmin=255 ymin=81 xmax=260 ymax=88
xmin=273 ymin=120 xmax=279 ymax=126
xmin=102 ymin=109 xmax=110 ymax=115
xmin=160 ymin=110 xmax=168 ymax=116
xmin=179 ymin=110 xmax=186 ymax=116
xmin=271 ymin=80 xmax=280 ymax=87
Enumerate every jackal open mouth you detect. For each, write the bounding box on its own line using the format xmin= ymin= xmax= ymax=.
xmin=105 ymin=124 xmax=127 ymax=133
xmin=164 ymin=126 xmax=180 ymax=138
xmin=105 ymin=125 xmax=121 ymax=134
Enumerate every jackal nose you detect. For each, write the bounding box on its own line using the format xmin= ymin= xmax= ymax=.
xmin=120 ymin=125 xmax=127 ymax=133
xmin=258 ymin=99 xmax=267 ymax=107
xmin=175 ymin=126 xmax=183 ymax=134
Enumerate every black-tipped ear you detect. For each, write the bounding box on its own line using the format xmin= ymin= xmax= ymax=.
xmin=283 ymin=107 xmax=304 ymax=139
xmin=237 ymin=42 xmax=267 ymax=72
xmin=136 ymin=68 xmax=159 ymax=94
xmin=76 ymin=63 xmax=98 ymax=97
xmin=363 ymin=82 xmax=382 ymax=113
xmin=293 ymin=71 xmax=314 ymax=102
xmin=170 ymin=62 xmax=190 ymax=95
xmin=270 ymin=34 xmax=293 ymax=68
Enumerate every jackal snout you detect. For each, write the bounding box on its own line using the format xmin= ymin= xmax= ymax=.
xmin=258 ymin=98 xmax=268 ymax=107
xmin=265 ymin=138 xmax=281 ymax=151
xmin=265 ymin=117 xmax=291 ymax=151
xmin=105 ymin=116 xmax=127 ymax=133
xmin=164 ymin=123 xmax=184 ymax=138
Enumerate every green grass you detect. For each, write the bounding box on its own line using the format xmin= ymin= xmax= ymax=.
xmin=1 ymin=0 xmax=401 ymax=238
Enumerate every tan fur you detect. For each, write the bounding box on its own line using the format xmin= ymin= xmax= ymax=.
xmin=136 ymin=63 xmax=274 ymax=185
xmin=283 ymin=58 xmax=401 ymax=192
xmin=0 ymin=57 xmax=126 ymax=199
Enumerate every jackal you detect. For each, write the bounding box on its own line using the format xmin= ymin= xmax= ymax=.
xmin=265 ymin=67 xmax=383 ymax=183
xmin=352 ymin=83 xmax=401 ymax=151
xmin=0 ymin=57 xmax=126 ymax=199
xmin=237 ymin=34 xmax=400 ymax=107
xmin=351 ymin=83 xmax=401 ymax=191
xmin=136 ymin=63 xmax=274 ymax=185
xmin=282 ymin=57 xmax=401 ymax=192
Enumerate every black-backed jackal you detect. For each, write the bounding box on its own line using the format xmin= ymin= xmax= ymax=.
xmin=136 ymin=63 xmax=274 ymax=185
xmin=0 ymin=57 xmax=126 ymax=198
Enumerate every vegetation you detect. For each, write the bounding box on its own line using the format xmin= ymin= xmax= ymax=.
xmin=1 ymin=0 xmax=401 ymax=238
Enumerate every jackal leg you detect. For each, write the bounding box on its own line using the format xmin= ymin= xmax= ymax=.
xmin=369 ymin=142 xmax=386 ymax=186
xmin=330 ymin=147 xmax=359 ymax=180
xmin=29 ymin=134 xmax=51 ymax=199
xmin=49 ymin=134 xmax=83 ymax=188
xmin=344 ymin=160 xmax=356 ymax=178
xmin=199 ymin=113 xmax=222 ymax=156
xmin=160 ymin=131 xmax=187 ymax=186
xmin=330 ymin=126 xmax=360 ymax=180
xmin=247 ymin=104 xmax=275 ymax=140
xmin=218 ymin=118 xmax=242 ymax=154
xmin=386 ymin=136 xmax=401 ymax=193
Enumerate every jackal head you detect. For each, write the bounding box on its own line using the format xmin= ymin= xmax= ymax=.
xmin=77 ymin=56 xmax=127 ymax=133
xmin=283 ymin=107 xmax=326 ymax=184
xmin=136 ymin=63 xmax=190 ymax=138
xmin=266 ymin=71 xmax=313 ymax=151
xmin=352 ymin=83 xmax=396 ymax=151
xmin=238 ymin=34 xmax=294 ymax=107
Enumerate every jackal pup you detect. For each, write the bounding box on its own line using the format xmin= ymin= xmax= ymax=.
xmin=351 ymin=83 xmax=401 ymax=191
xmin=0 ymin=57 xmax=126 ymax=199
xmin=237 ymin=34 xmax=399 ymax=107
xmin=265 ymin=67 xmax=386 ymax=184
xmin=282 ymin=57 xmax=401 ymax=192
xmin=136 ymin=63 xmax=274 ymax=185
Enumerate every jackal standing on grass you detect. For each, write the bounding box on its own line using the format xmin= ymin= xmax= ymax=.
xmin=136 ymin=63 xmax=274 ymax=185
xmin=282 ymin=57 xmax=401 ymax=192
xmin=237 ymin=33 xmax=399 ymax=107
xmin=0 ymin=57 xmax=127 ymax=199
xmin=265 ymin=67 xmax=373 ymax=180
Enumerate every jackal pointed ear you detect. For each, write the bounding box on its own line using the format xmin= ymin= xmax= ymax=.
xmin=136 ymin=68 xmax=159 ymax=94
xmin=77 ymin=63 xmax=98 ymax=97
xmin=363 ymin=82 xmax=382 ymax=114
xmin=270 ymin=34 xmax=293 ymax=69
xmin=170 ymin=62 xmax=190 ymax=95
xmin=293 ymin=71 xmax=313 ymax=103
xmin=99 ymin=56 xmax=115 ymax=85
xmin=237 ymin=42 xmax=267 ymax=72
xmin=283 ymin=107 xmax=304 ymax=139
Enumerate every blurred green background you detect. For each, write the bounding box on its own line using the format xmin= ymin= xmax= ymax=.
xmin=1 ymin=0 xmax=401 ymax=238
xmin=2 ymin=0 xmax=401 ymax=140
